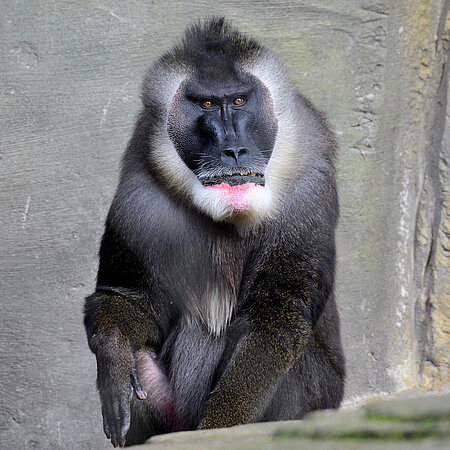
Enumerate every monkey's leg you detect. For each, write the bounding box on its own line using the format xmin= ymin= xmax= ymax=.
xmin=164 ymin=323 xmax=227 ymax=430
xmin=260 ymin=343 xmax=345 ymax=421
xmin=84 ymin=288 xmax=163 ymax=447
xmin=262 ymin=297 xmax=345 ymax=420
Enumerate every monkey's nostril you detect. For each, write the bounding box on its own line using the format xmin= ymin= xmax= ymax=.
xmin=222 ymin=147 xmax=249 ymax=163
xmin=223 ymin=149 xmax=237 ymax=158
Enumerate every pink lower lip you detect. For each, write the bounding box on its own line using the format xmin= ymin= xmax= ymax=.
xmin=207 ymin=182 xmax=263 ymax=212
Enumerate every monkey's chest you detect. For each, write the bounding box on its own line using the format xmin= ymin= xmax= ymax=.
xmin=158 ymin=233 xmax=245 ymax=336
xmin=181 ymin=279 xmax=237 ymax=336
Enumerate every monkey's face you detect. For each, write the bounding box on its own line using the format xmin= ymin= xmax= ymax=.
xmin=166 ymin=61 xmax=278 ymax=221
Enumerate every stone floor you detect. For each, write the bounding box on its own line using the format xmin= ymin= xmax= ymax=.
xmin=139 ymin=392 xmax=449 ymax=449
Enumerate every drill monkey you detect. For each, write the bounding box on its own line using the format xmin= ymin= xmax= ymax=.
xmin=84 ymin=18 xmax=345 ymax=448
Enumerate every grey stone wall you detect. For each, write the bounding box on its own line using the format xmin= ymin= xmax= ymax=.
xmin=0 ymin=1 xmax=448 ymax=448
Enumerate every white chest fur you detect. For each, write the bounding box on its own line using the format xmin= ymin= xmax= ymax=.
xmin=183 ymin=281 xmax=236 ymax=337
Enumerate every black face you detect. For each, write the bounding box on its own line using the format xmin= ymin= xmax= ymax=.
xmin=167 ymin=61 xmax=277 ymax=186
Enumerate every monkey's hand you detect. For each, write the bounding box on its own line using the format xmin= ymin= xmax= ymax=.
xmin=85 ymin=288 xmax=162 ymax=446
xmin=93 ymin=330 xmax=147 ymax=448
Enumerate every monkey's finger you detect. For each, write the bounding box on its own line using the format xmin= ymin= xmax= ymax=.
xmin=105 ymin=406 xmax=120 ymax=447
xmin=110 ymin=418 xmax=119 ymax=449
xmin=120 ymin=408 xmax=131 ymax=438
xmin=118 ymin=397 xmax=131 ymax=447
xmin=110 ymin=395 xmax=124 ymax=448
xmin=101 ymin=406 xmax=111 ymax=439
xmin=130 ymin=369 xmax=147 ymax=400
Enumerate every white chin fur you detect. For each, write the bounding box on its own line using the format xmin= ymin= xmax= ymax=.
xmin=192 ymin=182 xmax=273 ymax=224
xmin=191 ymin=182 xmax=232 ymax=221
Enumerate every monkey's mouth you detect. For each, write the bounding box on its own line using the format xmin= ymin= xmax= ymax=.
xmin=199 ymin=171 xmax=266 ymax=213
xmin=201 ymin=172 xmax=265 ymax=187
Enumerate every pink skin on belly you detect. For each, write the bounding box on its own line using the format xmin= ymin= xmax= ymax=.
xmin=206 ymin=182 xmax=263 ymax=212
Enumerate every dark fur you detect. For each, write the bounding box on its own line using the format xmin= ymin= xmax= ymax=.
xmin=84 ymin=18 xmax=344 ymax=447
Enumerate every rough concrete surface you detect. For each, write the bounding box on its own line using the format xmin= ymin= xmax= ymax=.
xmin=0 ymin=1 xmax=448 ymax=448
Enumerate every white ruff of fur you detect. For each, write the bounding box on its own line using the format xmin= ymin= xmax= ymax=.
xmin=245 ymin=52 xmax=300 ymax=215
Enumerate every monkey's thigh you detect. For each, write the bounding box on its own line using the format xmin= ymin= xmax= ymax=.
xmin=261 ymin=343 xmax=345 ymax=421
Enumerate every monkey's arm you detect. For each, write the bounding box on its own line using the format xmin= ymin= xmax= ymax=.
xmin=199 ymin=308 xmax=311 ymax=428
xmin=199 ymin=249 xmax=329 ymax=429
xmin=84 ymin=287 xmax=161 ymax=447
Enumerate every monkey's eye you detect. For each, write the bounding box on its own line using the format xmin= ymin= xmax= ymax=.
xmin=202 ymin=100 xmax=215 ymax=109
xmin=233 ymin=97 xmax=246 ymax=106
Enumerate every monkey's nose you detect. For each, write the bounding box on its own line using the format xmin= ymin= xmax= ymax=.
xmin=221 ymin=147 xmax=249 ymax=165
